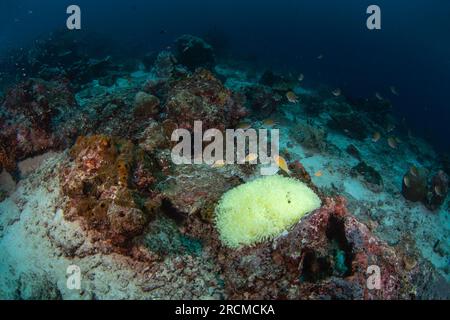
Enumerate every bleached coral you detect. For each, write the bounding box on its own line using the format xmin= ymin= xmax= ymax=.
xmin=215 ymin=175 xmax=321 ymax=248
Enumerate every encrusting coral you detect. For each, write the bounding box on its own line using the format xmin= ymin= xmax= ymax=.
xmin=61 ymin=135 xmax=160 ymax=247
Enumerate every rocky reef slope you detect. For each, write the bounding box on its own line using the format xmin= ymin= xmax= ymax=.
xmin=0 ymin=33 xmax=449 ymax=300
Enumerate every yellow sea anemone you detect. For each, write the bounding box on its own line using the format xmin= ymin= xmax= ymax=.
xmin=215 ymin=175 xmax=321 ymax=248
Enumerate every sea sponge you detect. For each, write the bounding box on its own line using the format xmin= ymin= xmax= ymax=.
xmin=215 ymin=175 xmax=321 ymax=248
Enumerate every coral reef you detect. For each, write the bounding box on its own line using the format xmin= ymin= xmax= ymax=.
xmin=346 ymin=144 xmax=362 ymax=161
xmin=242 ymin=84 xmax=281 ymax=118
xmin=1 ymin=31 xmax=449 ymax=300
xmin=258 ymin=70 xmax=296 ymax=92
xmin=440 ymin=153 xmax=450 ymax=176
xmin=160 ymin=163 xmax=244 ymax=223
xmin=60 ymin=135 xmax=160 ymax=247
xmin=0 ymin=78 xmax=77 ymax=174
xmin=175 ymin=35 xmax=215 ymax=70
xmin=0 ymin=143 xmax=18 ymax=175
xmin=165 ymin=69 xmax=247 ymax=130
xmin=215 ymin=197 xmax=419 ymax=299
xmin=291 ymin=122 xmax=328 ymax=153
xmin=0 ymin=189 xmax=7 ymax=202
xmin=152 ymin=50 xmax=178 ymax=80
xmin=133 ymin=92 xmax=161 ymax=120
xmin=328 ymin=111 xmax=368 ymax=140
xmin=0 ymin=30 xmax=114 ymax=89
xmin=348 ymin=97 xmax=392 ymax=126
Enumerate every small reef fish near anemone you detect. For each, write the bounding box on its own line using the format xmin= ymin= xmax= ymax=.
xmin=262 ymin=118 xmax=276 ymax=127
xmin=388 ymin=137 xmax=398 ymax=149
xmin=410 ymin=166 xmax=419 ymax=177
xmin=211 ymin=159 xmax=226 ymax=168
xmin=236 ymin=121 xmax=252 ymax=130
xmin=298 ymin=73 xmax=304 ymax=82
xmin=372 ymin=131 xmax=381 ymax=142
xmin=245 ymin=153 xmax=258 ymax=162
xmin=390 ymin=86 xmax=399 ymax=96
xmin=386 ymin=123 xmax=396 ymax=133
xmin=274 ymin=155 xmax=291 ymax=174
xmin=332 ymin=88 xmax=341 ymax=97
xmin=404 ymin=175 xmax=411 ymax=188
xmin=286 ymin=91 xmax=299 ymax=103
xmin=315 ymin=170 xmax=323 ymax=177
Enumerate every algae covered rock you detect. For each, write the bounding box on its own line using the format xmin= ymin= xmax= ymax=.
xmin=152 ymin=50 xmax=178 ymax=79
xmin=350 ymin=161 xmax=383 ymax=193
xmin=133 ymin=91 xmax=160 ymax=119
xmin=61 ymin=135 xmax=160 ymax=246
xmin=0 ymin=78 xmax=78 ymax=174
xmin=175 ymin=34 xmax=215 ymax=70
xmin=426 ymin=170 xmax=449 ymax=210
xmin=165 ymin=69 xmax=247 ymax=130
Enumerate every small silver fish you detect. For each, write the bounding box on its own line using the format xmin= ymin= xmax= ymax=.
xmin=410 ymin=166 xmax=418 ymax=177
xmin=435 ymin=185 xmax=444 ymax=197
xmin=404 ymin=176 xmax=410 ymax=188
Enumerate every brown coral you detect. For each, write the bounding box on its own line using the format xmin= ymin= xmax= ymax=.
xmin=0 ymin=143 xmax=17 ymax=174
xmin=61 ymin=135 xmax=160 ymax=246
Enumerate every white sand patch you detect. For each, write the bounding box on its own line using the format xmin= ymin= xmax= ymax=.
xmin=18 ymin=152 xmax=58 ymax=178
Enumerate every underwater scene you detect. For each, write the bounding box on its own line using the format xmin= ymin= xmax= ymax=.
xmin=0 ymin=0 xmax=449 ymax=302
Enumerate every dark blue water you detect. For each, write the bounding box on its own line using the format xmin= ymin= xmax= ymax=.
xmin=1 ymin=0 xmax=449 ymax=152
